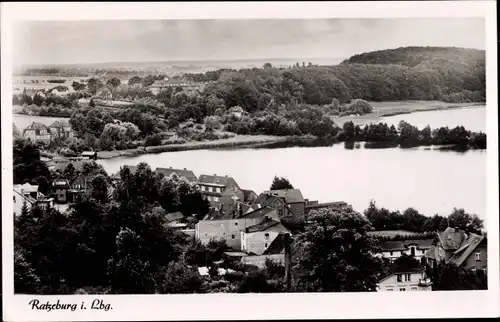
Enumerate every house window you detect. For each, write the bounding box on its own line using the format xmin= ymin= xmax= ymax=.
xmin=231 ymin=235 xmax=235 ymax=239
xmin=212 ymin=187 xmax=216 ymax=193
xmin=399 ymin=288 xmax=406 ymax=292
xmin=390 ymin=251 xmax=393 ymax=256
xmin=396 ymin=274 xmax=402 ymax=282
xmin=405 ymin=274 xmax=411 ymax=282
xmin=235 ymin=222 xmax=238 ymax=226
xmin=265 ymin=233 xmax=270 ymax=239
xmin=265 ymin=243 xmax=268 ymax=248
xmin=422 ymin=250 xmax=426 ymax=254
xmin=213 ymin=196 xmax=219 ymax=202
xmin=475 ymin=252 xmax=481 ymax=261
xmin=13 ymin=196 xmax=16 ymax=202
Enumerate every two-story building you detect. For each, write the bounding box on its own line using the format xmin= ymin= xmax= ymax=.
xmin=13 ymin=184 xmax=39 ymax=216
xmin=252 ymin=192 xmax=297 ymax=221
xmin=195 ymin=206 xmax=278 ymax=249
xmin=240 ymin=217 xmax=291 ymax=255
xmin=23 ymin=122 xmax=51 ymax=144
xmin=49 ymin=179 xmax=71 ymax=203
xmin=377 ymin=239 xmax=434 ymax=263
xmin=377 ymin=267 xmax=433 ymax=292
xmin=48 ymin=120 xmax=74 ymax=140
xmin=197 ymin=174 xmax=244 ymax=210
xmin=425 ymin=227 xmax=487 ymax=274
xmin=260 ymin=189 xmax=306 ymax=220
xmin=156 ymin=167 xmax=198 ymax=183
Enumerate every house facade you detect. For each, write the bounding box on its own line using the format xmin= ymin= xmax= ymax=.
xmin=377 ymin=268 xmax=433 ymax=292
xmin=252 ymin=193 xmax=296 ymax=221
xmin=378 ymin=239 xmax=434 ymax=262
xmin=48 ymin=120 xmax=74 ymax=140
xmin=49 ymin=179 xmax=71 ymax=203
xmin=425 ymin=227 xmax=487 ymax=273
xmin=240 ymin=218 xmax=291 ymax=255
xmin=195 ymin=206 xmax=278 ymax=248
xmin=13 ymin=184 xmax=39 ymax=216
xmin=240 ymin=233 xmax=289 ymax=268
xmin=261 ymin=189 xmax=306 ymax=220
xmin=23 ymin=122 xmax=51 ymax=144
xmin=197 ymin=174 xmax=245 ymax=210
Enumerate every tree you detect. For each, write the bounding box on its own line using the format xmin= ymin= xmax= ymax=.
xmin=270 ymin=176 xmax=294 ymax=190
xmin=128 ymin=76 xmax=143 ymax=86
xmin=33 ymin=93 xmax=44 ymax=107
xmin=431 ymin=262 xmax=487 ymax=290
xmin=107 ymin=77 xmax=121 ymax=88
xmin=263 ymin=63 xmax=273 ymax=69
xmin=160 ymin=256 xmax=203 ymax=294
xmin=448 ymin=208 xmax=484 ymax=234
xmin=91 ymin=174 xmax=110 ymax=203
xmin=293 ymin=205 xmax=384 ymax=292
xmin=13 ymin=138 xmax=50 ymax=184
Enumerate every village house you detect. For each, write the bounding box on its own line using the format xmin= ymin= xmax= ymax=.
xmin=241 ymin=233 xmax=289 ymax=268
xmin=260 ymin=189 xmax=306 ymax=220
xmin=240 ymin=217 xmax=291 ymax=255
xmin=197 ymin=174 xmax=245 ymax=210
xmin=377 ymin=238 xmax=435 ymax=263
xmin=377 ymin=267 xmax=433 ymax=292
xmin=251 ymin=192 xmax=297 ymax=221
xmin=23 ymin=122 xmax=51 ymax=144
xmin=67 ymin=174 xmax=94 ymax=202
xmin=48 ymin=120 xmax=74 ymax=140
xmin=425 ymin=227 xmax=487 ymax=274
xmin=156 ymin=167 xmax=198 ymax=183
xmin=13 ymin=183 xmax=40 ymax=216
xmin=195 ymin=206 xmax=279 ymax=249
xmin=49 ymin=179 xmax=71 ymax=203
xmin=148 ymin=77 xmax=206 ymax=96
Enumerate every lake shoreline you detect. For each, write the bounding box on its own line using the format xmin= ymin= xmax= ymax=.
xmin=334 ymin=101 xmax=485 ymax=127
xmin=96 ymin=135 xmax=313 ymax=160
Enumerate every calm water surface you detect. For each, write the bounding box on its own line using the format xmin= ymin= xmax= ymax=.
xmin=14 ymin=108 xmax=486 ymax=224
xmin=378 ymin=106 xmax=486 ymax=132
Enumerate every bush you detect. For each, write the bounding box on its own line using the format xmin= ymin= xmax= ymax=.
xmin=144 ymin=134 xmax=163 ymax=147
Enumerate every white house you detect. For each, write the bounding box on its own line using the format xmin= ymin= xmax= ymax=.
xmin=377 ymin=268 xmax=432 ymax=292
xmin=13 ymin=184 xmax=39 ymax=216
xmin=240 ymin=218 xmax=291 ymax=255
xmin=378 ymin=239 xmax=434 ymax=262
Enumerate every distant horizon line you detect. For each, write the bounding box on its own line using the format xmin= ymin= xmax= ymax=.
xmin=15 ymin=45 xmax=484 ymax=69
xmin=15 ymin=56 xmax=346 ymax=69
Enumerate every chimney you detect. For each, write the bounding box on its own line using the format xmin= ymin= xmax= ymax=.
xmin=239 ymin=204 xmax=243 ymax=218
xmin=284 ymin=233 xmax=292 ymax=291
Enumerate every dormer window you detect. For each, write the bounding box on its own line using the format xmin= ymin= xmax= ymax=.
xmin=475 ymin=252 xmax=481 ymax=261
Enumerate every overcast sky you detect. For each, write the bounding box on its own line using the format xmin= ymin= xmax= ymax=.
xmin=13 ymin=18 xmax=485 ymax=66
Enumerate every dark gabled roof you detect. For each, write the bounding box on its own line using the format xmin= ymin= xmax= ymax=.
xmin=197 ymin=174 xmax=233 ymax=187
xmin=438 ymin=227 xmax=467 ymax=251
xmin=242 ymin=206 xmax=276 ymax=219
xmin=262 ymin=233 xmax=287 ymax=255
xmin=262 ymin=189 xmax=305 ymax=204
xmin=246 ymin=219 xmax=281 ymax=233
xmin=448 ymin=233 xmax=485 ymax=266
xmin=252 ymin=194 xmax=286 ymax=209
xmin=155 ymin=167 xmax=197 ymax=182
xmin=49 ymin=120 xmax=71 ymax=128
xmin=165 ymin=211 xmax=184 ymax=222
xmin=202 ymin=207 xmax=240 ymax=220
xmin=379 ymin=239 xmax=434 ymax=252
xmin=225 ymin=202 xmax=253 ymax=218
xmin=24 ymin=122 xmax=49 ymax=131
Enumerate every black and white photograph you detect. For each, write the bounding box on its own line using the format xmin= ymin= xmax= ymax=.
xmin=2 ymin=1 xmax=498 ymax=321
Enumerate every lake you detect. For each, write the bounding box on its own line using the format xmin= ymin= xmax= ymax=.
xmin=97 ymin=106 xmax=487 ymax=224
xmin=379 ymin=106 xmax=486 ymax=132
xmin=13 ymin=114 xmax=70 ymax=130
